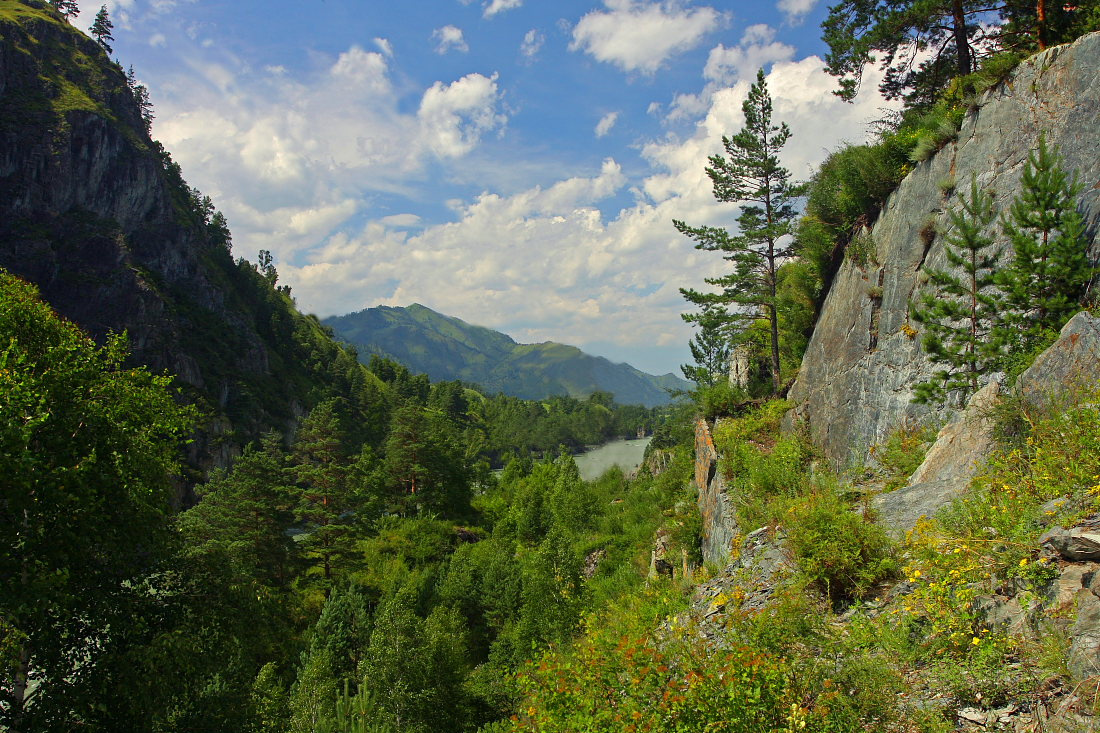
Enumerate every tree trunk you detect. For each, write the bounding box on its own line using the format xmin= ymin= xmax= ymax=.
xmin=1036 ymin=0 xmax=1048 ymax=50
xmin=768 ymin=254 xmax=781 ymax=395
xmin=951 ymin=0 xmax=974 ymax=75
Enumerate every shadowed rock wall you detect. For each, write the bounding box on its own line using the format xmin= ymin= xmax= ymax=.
xmin=785 ymin=32 xmax=1100 ymax=470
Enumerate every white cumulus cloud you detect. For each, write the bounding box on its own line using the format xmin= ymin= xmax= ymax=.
xmin=570 ymin=0 xmax=725 ymax=75
xmin=595 ymin=111 xmax=619 ymax=137
xmin=777 ymin=0 xmax=817 ymax=23
xmin=418 ymin=73 xmax=507 ymax=158
xmin=484 ymin=0 xmax=522 ymax=17
xmin=432 ymin=25 xmax=469 ymax=54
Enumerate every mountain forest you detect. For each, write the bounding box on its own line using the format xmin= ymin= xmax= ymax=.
xmin=3 ymin=0 xmax=1100 ymax=731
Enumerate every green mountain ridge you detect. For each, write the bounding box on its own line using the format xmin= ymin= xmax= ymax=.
xmin=324 ymin=303 xmax=688 ymax=407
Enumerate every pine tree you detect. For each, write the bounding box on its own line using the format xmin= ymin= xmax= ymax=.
xmin=911 ymin=177 xmax=1006 ymax=404
xmin=48 ymin=0 xmax=79 ymax=20
xmin=291 ymin=399 xmax=362 ymax=587
xmin=91 ymin=5 xmax=114 ymax=54
xmin=995 ymin=136 xmax=1094 ymax=351
xmin=679 ymin=302 xmax=734 ymax=386
xmin=674 ymin=68 xmax=798 ymax=395
xmin=822 ymin=0 xmax=990 ymax=105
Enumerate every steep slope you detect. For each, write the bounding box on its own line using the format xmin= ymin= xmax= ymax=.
xmin=325 ymin=304 xmax=688 ymax=407
xmin=785 ymin=32 xmax=1100 ymax=469
xmin=0 ymin=0 xmax=384 ymax=479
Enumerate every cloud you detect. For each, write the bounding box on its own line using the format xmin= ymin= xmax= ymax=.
xmin=330 ymin=46 xmax=391 ymax=94
xmin=272 ymin=57 xmax=893 ymax=374
xmin=432 ymin=25 xmax=469 ymax=54
xmin=418 ymin=73 xmax=507 ymax=158
xmin=569 ymin=0 xmax=725 ymax=74
xmin=702 ymin=24 xmax=795 ymax=84
xmin=149 ymin=27 xmax=894 ymax=374
xmin=777 ymin=0 xmax=817 ymax=23
xmin=154 ymin=44 xmax=505 ymax=263
xmin=520 ymin=29 xmax=544 ymax=60
xmin=484 ymin=0 xmax=522 ymax=17
xmin=374 ymin=37 xmax=393 ymax=57
xmin=595 ymin=111 xmax=619 ymax=137
xmin=666 ymin=24 xmax=795 ymax=121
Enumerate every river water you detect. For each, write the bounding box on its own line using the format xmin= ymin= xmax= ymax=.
xmin=574 ymin=437 xmax=653 ymax=481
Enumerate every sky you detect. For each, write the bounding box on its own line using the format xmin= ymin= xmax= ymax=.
xmin=70 ymin=0 xmax=895 ymax=376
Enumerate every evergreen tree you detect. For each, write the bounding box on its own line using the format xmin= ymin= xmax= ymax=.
xmin=995 ymin=136 xmax=1094 ymax=351
xmin=680 ymin=302 xmax=734 ymax=386
xmin=178 ymin=433 xmax=297 ymax=587
xmin=911 ymin=177 xmax=1005 ymax=404
xmin=822 ymin=0 xmax=989 ymax=106
xmin=91 ymin=5 xmax=114 ymax=54
xmin=674 ymin=69 xmax=797 ymax=395
xmin=48 ymin=0 xmax=79 ymax=19
xmin=292 ymin=399 xmax=363 ymax=587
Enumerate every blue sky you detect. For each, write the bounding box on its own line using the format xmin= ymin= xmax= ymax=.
xmin=72 ymin=0 xmax=894 ymax=376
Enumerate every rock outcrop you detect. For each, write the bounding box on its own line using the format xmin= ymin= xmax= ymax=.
xmin=694 ymin=418 xmax=739 ymax=565
xmin=785 ymin=32 xmax=1100 ymax=471
xmin=0 ymin=2 xmax=370 ymax=485
xmin=875 ymin=312 xmax=1100 ymax=533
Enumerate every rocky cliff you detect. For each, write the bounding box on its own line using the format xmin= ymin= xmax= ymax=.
xmin=0 ymin=0 xmax=376 ymax=483
xmin=785 ymin=32 xmax=1100 ymax=471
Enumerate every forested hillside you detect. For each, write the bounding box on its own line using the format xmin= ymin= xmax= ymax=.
xmin=5 ymin=0 xmax=1100 ymax=730
xmin=324 ymin=304 xmax=688 ymax=407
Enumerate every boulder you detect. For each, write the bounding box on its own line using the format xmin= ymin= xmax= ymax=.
xmin=874 ymin=380 xmax=1000 ymax=534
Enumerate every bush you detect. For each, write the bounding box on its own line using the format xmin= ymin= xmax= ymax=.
xmin=870 ymin=420 xmax=936 ymax=493
xmin=501 ymin=590 xmax=793 ymax=733
xmin=784 ymin=489 xmax=897 ymax=601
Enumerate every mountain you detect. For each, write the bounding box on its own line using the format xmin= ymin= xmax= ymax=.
xmin=0 ymin=0 xmax=385 ymax=481
xmin=324 ymin=304 xmax=688 ymax=407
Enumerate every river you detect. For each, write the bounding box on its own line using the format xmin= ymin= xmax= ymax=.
xmin=573 ymin=436 xmax=653 ymax=481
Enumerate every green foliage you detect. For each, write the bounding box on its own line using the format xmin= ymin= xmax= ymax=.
xmin=821 ymin=0 xmax=1094 ymax=108
xmin=502 ymin=588 xmax=792 ymax=733
xmin=712 ymin=400 xmax=813 ymax=529
xmin=0 ymin=271 xmax=197 ymax=728
xmin=355 ymin=591 xmax=471 ymax=733
xmin=783 ymin=490 xmax=897 ymax=601
xmin=868 ymin=420 xmax=936 ymax=493
xmin=677 ymin=69 xmax=799 ymax=395
xmin=911 ymin=177 xmax=1006 ymax=404
xmin=995 ymin=136 xmax=1093 ymax=352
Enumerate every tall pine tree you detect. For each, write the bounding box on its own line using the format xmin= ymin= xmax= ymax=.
xmin=675 ymin=68 xmax=798 ymax=395
xmin=91 ymin=5 xmax=113 ymax=54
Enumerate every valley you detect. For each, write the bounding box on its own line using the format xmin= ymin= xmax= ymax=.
xmin=3 ymin=0 xmax=1100 ymax=731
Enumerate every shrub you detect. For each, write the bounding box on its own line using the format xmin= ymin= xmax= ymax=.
xmin=869 ymin=420 xmax=936 ymax=493
xmin=502 ymin=590 xmax=793 ymax=733
xmin=783 ymin=490 xmax=897 ymax=601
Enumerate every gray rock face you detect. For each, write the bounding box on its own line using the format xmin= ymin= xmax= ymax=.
xmin=875 ymin=313 xmax=1100 ymax=533
xmin=874 ymin=380 xmax=1000 ymax=534
xmin=695 ymin=419 xmax=739 ymax=565
xmin=786 ymin=32 xmax=1100 ymax=470
xmin=1016 ymin=310 xmax=1100 ymax=410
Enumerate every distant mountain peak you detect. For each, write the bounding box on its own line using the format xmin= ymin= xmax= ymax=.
xmin=323 ymin=304 xmax=686 ymax=407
